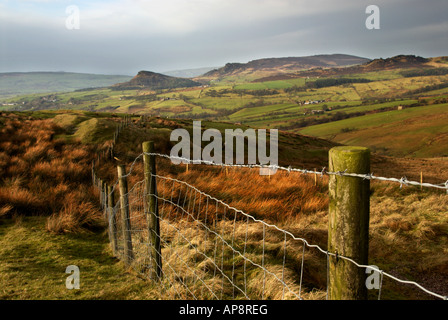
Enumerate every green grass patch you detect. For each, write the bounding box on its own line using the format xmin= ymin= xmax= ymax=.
xmin=0 ymin=216 xmax=158 ymax=299
xmin=73 ymin=118 xmax=117 ymax=144
xmin=299 ymin=103 xmax=448 ymax=157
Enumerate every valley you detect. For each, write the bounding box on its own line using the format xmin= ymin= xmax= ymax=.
xmin=3 ymin=54 xmax=448 ymax=159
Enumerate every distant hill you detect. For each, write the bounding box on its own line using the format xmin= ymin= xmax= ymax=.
xmin=112 ymin=71 xmax=202 ymax=90
xmin=0 ymin=72 xmax=132 ymax=99
xmin=363 ymin=55 xmax=429 ymax=70
xmin=275 ymin=55 xmax=437 ymax=80
xmin=196 ymin=54 xmax=370 ymax=82
xmin=162 ymin=67 xmax=221 ymax=78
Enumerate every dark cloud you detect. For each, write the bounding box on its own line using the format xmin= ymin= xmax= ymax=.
xmin=0 ymin=0 xmax=446 ymax=75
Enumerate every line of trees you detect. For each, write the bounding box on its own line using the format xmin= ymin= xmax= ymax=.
xmin=306 ymin=78 xmax=371 ymax=89
xmin=282 ymin=111 xmax=364 ymax=130
xmin=284 ymin=78 xmax=371 ymax=93
xmin=405 ymin=81 xmax=448 ymax=96
xmin=122 ymin=94 xmax=158 ymax=102
xmin=204 ymin=88 xmax=280 ymax=97
xmin=400 ymin=68 xmax=448 ymax=78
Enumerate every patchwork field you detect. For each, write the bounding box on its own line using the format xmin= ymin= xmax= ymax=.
xmin=3 ymin=63 xmax=448 ymax=160
xmin=298 ymin=103 xmax=448 ymax=157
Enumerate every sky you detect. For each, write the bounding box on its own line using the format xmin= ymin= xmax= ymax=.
xmin=0 ymin=0 xmax=447 ymax=75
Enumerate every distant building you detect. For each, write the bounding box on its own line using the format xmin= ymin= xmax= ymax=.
xmin=304 ymin=100 xmax=324 ymax=105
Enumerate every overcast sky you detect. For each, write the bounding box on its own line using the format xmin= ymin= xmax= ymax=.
xmin=0 ymin=0 xmax=447 ymax=75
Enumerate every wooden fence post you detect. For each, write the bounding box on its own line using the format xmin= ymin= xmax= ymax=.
xmin=143 ymin=141 xmax=162 ymax=280
xmin=98 ymin=178 xmax=103 ymax=206
xmin=101 ymin=181 xmax=106 ymax=213
xmin=101 ymin=180 xmax=107 ymax=211
xmin=92 ymin=162 xmax=95 ymax=186
xmin=117 ymin=165 xmax=134 ymax=266
xmin=328 ymin=146 xmax=370 ymax=300
xmin=107 ymin=185 xmax=118 ymax=256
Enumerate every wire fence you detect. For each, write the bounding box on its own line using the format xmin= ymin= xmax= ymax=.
xmin=92 ymin=149 xmax=448 ymax=300
xmin=148 ymin=153 xmax=448 ymax=192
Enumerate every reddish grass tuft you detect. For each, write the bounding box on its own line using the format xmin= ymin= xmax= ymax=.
xmin=46 ymin=201 xmax=104 ymax=234
xmin=0 ymin=115 xmax=101 ymax=233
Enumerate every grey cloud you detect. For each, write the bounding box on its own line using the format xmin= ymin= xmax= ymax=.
xmin=0 ymin=0 xmax=447 ymax=75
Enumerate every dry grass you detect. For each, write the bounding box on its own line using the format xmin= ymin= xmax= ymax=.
xmin=0 ymin=114 xmax=102 ymax=234
xmin=46 ymin=200 xmax=104 ymax=234
xmin=0 ymin=204 xmax=13 ymax=217
xmin=103 ymin=151 xmax=447 ymax=299
xmin=101 ymin=157 xmax=332 ymax=300
xmin=153 ymin=160 xmax=329 ymax=224
xmin=2 ymin=113 xmax=445 ymax=300
xmin=120 ymin=215 xmax=328 ymax=300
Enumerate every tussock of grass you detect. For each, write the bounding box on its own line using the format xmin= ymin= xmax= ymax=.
xmin=0 ymin=115 xmax=102 ymax=234
xmin=46 ymin=201 xmax=104 ymax=234
xmin=0 ymin=204 xmax=13 ymax=217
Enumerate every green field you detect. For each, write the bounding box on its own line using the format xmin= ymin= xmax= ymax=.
xmin=234 ymin=78 xmax=307 ymax=90
xmin=298 ymin=103 xmax=448 ymax=157
xmin=3 ymin=60 xmax=448 ymax=158
xmin=0 ymin=216 xmax=159 ymax=299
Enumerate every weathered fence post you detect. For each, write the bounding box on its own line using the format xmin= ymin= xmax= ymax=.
xmin=98 ymin=178 xmax=103 ymax=206
xmin=92 ymin=162 xmax=95 ymax=186
xmin=107 ymin=185 xmax=118 ymax=256
xmin=117 ymin=165 xmax=134 ymax=266
xmin=143 ymin=141 xmax=162 ymax=280
xmin=102 ymin=181 xmax=107 ymax=215
xmin=328 ymin=146 xmax=370 ymax=300
xmin=102 ymin=180 xmax=107 ymax=211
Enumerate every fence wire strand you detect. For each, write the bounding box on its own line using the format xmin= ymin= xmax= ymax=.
xmin=95 ymin=152 xmax=447 ymax=300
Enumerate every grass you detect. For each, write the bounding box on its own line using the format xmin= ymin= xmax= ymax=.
xmin=298 ymin=103 xmax=448 ymax=157
xmin=0 ymin=112 xmax=162 ymax=300
xmin=73 ymin=118 xmax=118 ymax=144
xmin=0 ymin=72 xmax=132 ymax=99
xmin=98 ymin=121 xmax=448 ymax=300
xmin=103 ymin=150 xmax=448 ymax=300
xmin=0 ymin=216 xmax=160 ymax=299
xmin=352 ymin=75 xmax=448 ymax=99
xmin=0 ymin=112 xmax=447 ymax=300
xmin=234 ymin=78 xmax=306 ymax=90
xmin=0 ymin=113 xmax=103 ymax=223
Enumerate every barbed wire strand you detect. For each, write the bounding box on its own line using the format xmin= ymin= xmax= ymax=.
xmin=145 ymin=152 xmax=448 ymax=191
xmin=150 ymin=172 xmax=447 ymax=300
xmin=100 ymin=152 xmax=447 ymax=300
